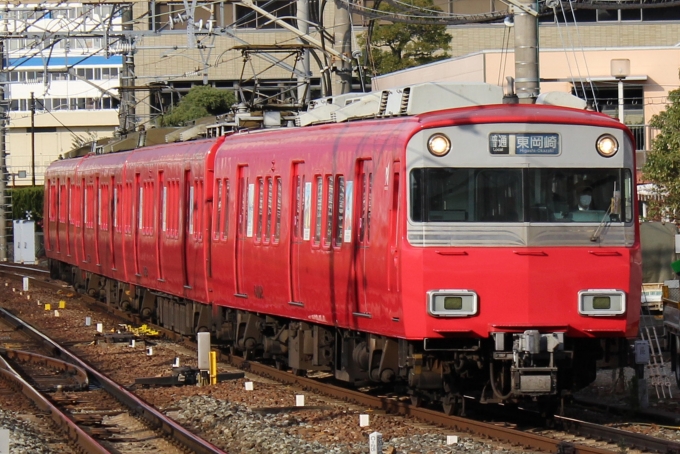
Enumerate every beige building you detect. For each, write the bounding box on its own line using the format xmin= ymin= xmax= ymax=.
xmin=374 ymin=46 xmax=680 ymax=154
xmin=6 ymin=1 xmax=680 ymax=185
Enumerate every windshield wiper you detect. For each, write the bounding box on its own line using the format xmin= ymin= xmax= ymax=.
xmin=589 ymin=207 xmax=612 ymax=242
xmin=591 ymin=187 xmax=621 ymax=242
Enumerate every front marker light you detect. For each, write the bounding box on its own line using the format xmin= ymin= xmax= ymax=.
xmin=428 ymin=290 xmax=477 ymax=317
xmin=428 ymin=133 xmax=451 ymax=157
xmin=596 ymin=134 xmax=619 ymax=158
xmin=578 ymin=289 xmax=625 ymax=316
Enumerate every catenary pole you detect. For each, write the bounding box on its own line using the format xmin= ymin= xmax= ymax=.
xmin=0 ymin=40 xmax=7 ymax=261
xmin=513 ymin=1 xmax=540 ymax=103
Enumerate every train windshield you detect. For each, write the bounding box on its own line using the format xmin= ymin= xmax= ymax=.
xmin=410 ymin=168 xmax=633 ymax=223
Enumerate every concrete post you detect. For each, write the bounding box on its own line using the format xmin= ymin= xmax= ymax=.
xmin=513 ymin=1 xmax=539 ymax=103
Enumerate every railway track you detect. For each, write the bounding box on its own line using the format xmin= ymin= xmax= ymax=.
xmin=1 ymin=264 xmax=679 ymax=454
xmin=0 ymin=303 xmax=227 ymax=454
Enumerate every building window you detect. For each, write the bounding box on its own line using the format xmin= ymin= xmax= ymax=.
xmin=234 ymin=1 xmax=297 ymax=29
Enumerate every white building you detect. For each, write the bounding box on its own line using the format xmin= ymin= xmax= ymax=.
xmin=2 ymin=4 xmax=122 ymax=185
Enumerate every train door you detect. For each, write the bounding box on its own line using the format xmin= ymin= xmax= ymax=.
xmin=183 ymin=170 xmax=193 ymax=288
xmin=388 ymin=161 xmax=400 ymax=292
xmin=157 ymin=171 xmax=164 ymax=281
xmin=95 ymin=177 xmax=100 ymax=265
xmin=134 ymin=173 xmax=141 ymax=276
xmin=110 ymin=177 xmax=116 ymax=270
xmin=235 ymin=165 xmax=249 ymax=296
xmin=66 ymin=179 xmax=71 ymax=257
xmin=353 ymin=159 xmax=373 ymax=316
xmin=80 ymin=178 xmax=86 ymax=263
xmin=289 ymin=162 xmax=305 ymax=304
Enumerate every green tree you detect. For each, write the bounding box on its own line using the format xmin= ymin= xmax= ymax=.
xmin=642 ymin=87 xmax=680 ymax=221
xmin=160 ymin=85 xmax=236 ymax=126
xmin=362 ymin=0 xmax=452 ymax=76
xmin=8 ymin=186 xmax=44 ymax=225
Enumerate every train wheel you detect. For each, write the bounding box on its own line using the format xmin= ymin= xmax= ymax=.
xmin=292 ymin=368 xmax=306 ymax=377
xmin=672 ymin=334 xmax=680 ymax=388
xmin=410 ymin=395 xmax=423 ymax=407
xmin=441 ymin=393 xmax=462 ymax=416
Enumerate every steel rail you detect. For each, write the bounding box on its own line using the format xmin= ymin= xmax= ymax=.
xmin=228 ymin=355 xmax=615 ymax=454
xmin=0 ymin=353 xmax=110 ymax=454
xmin=0 ymin=263 xmax=49 ymax=275
xmin=0 ymin=347 xmax=89 ymax=390
xmin=555 ymin=416 xmax=680 ymax=454
xmin=0 ymin=306 xmax=228 ymax=454
xmin=6 ymin=267 xmax=680 ymax=453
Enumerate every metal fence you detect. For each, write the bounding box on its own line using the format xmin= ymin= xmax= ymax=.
xmin=628 ymin=124 xmax=660 ymax=152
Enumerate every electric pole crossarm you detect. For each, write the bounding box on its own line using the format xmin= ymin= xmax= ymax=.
xmin=237 ymin=0 xmax=353 ymax=63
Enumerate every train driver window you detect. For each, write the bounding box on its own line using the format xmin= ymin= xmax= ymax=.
xmin=410 ymin=168 xmax=632 ymax=224
xmin=410 ymin=168 xmax=522 ymax=223
xmin=527 ymin=169 xmax=630 ymax=223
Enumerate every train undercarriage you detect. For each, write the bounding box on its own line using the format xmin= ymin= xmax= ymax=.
xmin=51 ymin=261 xmax=630 ymax=415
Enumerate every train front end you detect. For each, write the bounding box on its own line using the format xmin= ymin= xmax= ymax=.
xmin=402 ymin=104 xmax=641 ymax=405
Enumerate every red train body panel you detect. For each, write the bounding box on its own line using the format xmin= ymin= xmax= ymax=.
xmin=44 ymin=87 xmax=642 ymax=409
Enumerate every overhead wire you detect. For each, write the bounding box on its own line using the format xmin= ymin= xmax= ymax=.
xmin=567 ymin=0 xmax=598 ymax=110
xmin=497 ymin=21 xmax=511 ymax=87
xmin=552 ymin=4 xmax=580 ymax=103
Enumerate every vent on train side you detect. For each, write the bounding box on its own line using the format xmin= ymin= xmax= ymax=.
xmin=400 ymin=87 xmax=411 ymax=115
xmin=378 ymin=90 xmax=389 ymax=116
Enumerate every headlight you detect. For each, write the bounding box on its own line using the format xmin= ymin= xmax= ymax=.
xmin=427 ymin=290 xmax=477 ymax=317
xmin=596 ymin=134 xmax=618 ymax=157
xmin=578 ymin=289 xmax=626 ymax=316
xmin=428 ymin=133 xmax=451 ymax=157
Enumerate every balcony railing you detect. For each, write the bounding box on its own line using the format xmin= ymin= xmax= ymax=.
xmin=628 ymin=124 xmax=660 ymax=152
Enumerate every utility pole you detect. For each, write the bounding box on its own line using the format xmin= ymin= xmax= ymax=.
xmin=513 ymin=1 xmax=540 ymax=103
xmin=30 ymin=92 xmax=35 ymax=186
xmin=119 ymin=4 xmax=135 ymax=135
xmin=0 ymin=40 xmax=7 ymax=261
xmin=331 ymin=0 xmax=352 ymax=96
xmin=296 ymin=0 xmax=311 ymax=104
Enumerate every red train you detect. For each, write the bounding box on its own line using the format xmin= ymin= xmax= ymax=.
xmin=45 ymin=83 xmax=641 ymax=414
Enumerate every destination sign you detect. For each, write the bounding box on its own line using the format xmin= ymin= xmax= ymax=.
xmin=489 ymin=133 xmax=560 ymax=155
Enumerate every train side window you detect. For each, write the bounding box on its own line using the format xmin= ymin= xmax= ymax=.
xmin=274 ymin=177 xmax=282 ymax=243
xmin=293 ymin=175 xmax=304 ymax=239
xmin=187 ymin=183 xmax=195 ymax=235
xmin=196 ymin=180 xmax=203 ymax=241
xmin=124 ymin=182 xmax=132 ymax=234
xmin=113 ymin=185 xmax=120 ymax=232
xmin=171 ymin=180 xmax=179 ymax=238
xmin=623 ymin=169 xmax=633 ymax=223
xmin=335 ymin=176 xmax=345 ymax=246
xmin=147 ymin=181 xmax=155 ymax=236
xmin=359 ymin=171 xmax=373 ymax=243
xmin=100 ymin=184 xmax=109 ymax=231
xmin=162 ymin=184 xmax=168 ymax=233
xmin=49 ymin=182 xmax=57 ymax=221
xmin=222 ymin=179 xmax=230 ymax=240
xmin=324 ymin=175 xmax=334 ymax=248
xmin=256 ymin=177 xmax=264 ymax=242
xmin=239 ymin=175 xmax=249 ymax=238
xmin=85 ymin=184 xmax=91 ymax=229
xmin=138 ymin=185 xmax=144 ymax=231
xmin=98 ymin=185 xmax=102 ymax=229
xmin=314 ymin=175 xmax=323 ymax=245
xmin=214 ymin=179 xmax=222 ymax=240
xmin=60 ymin=183 xmax=67 ymax=223
xmin=265 ymin=177 xmax=273 ymax=243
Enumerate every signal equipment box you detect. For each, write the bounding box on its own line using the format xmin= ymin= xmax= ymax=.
xmin=13 ymin=220 xmax=35 ymax=264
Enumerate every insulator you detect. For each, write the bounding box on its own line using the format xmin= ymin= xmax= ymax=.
xmin=109 ymin=43 xmax=135 ymax=55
